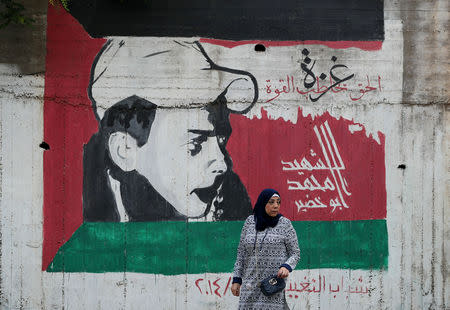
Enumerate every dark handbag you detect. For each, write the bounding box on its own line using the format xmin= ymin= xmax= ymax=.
xmin=260 ymin=275 xmax=286 ymax=296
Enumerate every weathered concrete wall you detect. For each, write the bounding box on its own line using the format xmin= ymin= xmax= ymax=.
xmin=0 ymin=1 xmax=448 ymax=309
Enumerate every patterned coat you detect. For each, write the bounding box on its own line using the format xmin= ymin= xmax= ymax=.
xmin=233 ymin=215 xmax=300 ymax=309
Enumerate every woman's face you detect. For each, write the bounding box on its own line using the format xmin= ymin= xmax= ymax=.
xmin=265 ymin=196 xmax=281 ymax=217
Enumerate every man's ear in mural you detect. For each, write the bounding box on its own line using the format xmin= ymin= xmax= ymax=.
xmin=108 ymin=132 xmax=138 ymax=172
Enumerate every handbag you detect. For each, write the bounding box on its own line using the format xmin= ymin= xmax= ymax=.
xmin=254 ymin=229 xmax=286 ymax=296
xmin=260 ymin=275 xmax=286 ymax=296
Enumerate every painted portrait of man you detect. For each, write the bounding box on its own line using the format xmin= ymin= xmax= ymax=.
xmin=82 ymin=38 xmax=258 ymax=222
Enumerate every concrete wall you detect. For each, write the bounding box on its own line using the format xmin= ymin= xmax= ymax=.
xmin=0 ymin=1 xmax=448 ymax=309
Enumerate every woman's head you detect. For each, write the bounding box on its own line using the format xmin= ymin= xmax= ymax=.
xmin=253 ymin=188 xmax=282 ymax=231
xmin=265 ymin=193 xmax=281 ymax=217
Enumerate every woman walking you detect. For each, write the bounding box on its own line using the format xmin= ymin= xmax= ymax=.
xmin=231 ymin=188 xmax=300 ymax=309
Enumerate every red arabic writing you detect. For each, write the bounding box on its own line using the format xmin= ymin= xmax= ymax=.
xmin=195 ymin=277 xmax=232 ymax=298
xmin=194 ymin=275 xmax=371 ymax=299
xmin=265 ymin=75 xmax=382 ymax=103
xmin=287 ymin=275 xmax=369 ymax=299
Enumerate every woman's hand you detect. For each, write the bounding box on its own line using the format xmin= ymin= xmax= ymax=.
xmin=231 ymin=283 xmax=241 ymax=296
xmin=277 ymin=267 xmax=290 ymax=278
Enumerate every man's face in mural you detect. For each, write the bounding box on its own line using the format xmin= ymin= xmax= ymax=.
xmin=135 ymin=107 xmax=227 ymax=217
xmin=83 ymin=39 xmax=257 ymax=222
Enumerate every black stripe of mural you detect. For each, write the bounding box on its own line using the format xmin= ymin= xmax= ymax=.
xmin=68 ymin=0 xmax=384 ymax=41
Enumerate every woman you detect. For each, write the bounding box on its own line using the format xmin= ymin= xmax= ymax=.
xmin=231 ymin=188 xmax=300 ymax=309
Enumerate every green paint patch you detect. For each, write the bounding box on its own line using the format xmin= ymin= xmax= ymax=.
xmin=47 ymin=220 xmax=388 ymax=274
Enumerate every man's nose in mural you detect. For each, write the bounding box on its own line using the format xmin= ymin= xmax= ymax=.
xmin=207 ymin=155 xmax=227 ymax=175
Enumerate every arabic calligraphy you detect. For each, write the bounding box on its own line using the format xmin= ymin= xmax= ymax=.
xmin=281 ymin=121 xmax=351 ymax=213
xmin=286 ymin=275 xmax=369 ymax=298
xmin=264 ymin=49 xmax=382 ymax=103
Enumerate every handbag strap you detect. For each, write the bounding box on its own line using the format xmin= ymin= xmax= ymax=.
xmin=254 ymin=228 xmax=270 ymax=285
xmin=253 ymin=229 xmax=269 ymax=251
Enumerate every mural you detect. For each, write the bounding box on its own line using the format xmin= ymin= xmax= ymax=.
xmin=83 ymin=39 xmax=257 ymax=222
xmin=42 ymin=1 xmax=399 ymax=306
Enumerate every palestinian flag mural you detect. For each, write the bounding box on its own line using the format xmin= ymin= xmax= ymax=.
xmin=43 ymin=0 xmax=390 ymax=285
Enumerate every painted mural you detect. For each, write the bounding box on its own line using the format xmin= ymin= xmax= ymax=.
xmin=83 ymin=39 xmax=257 ymax=222
xmin=42 ymin=0 xmax=400 ymax=307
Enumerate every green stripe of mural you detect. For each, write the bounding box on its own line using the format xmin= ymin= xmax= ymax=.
xmin=47 ymin=220 xmax=388 ymax=274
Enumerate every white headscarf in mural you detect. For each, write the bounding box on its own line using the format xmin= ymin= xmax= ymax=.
xmin=89 ymin=37 xmax=258 ymax=121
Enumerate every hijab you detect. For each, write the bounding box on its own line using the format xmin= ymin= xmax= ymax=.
xmin=253 ymin=188 xmax=282 ymax=231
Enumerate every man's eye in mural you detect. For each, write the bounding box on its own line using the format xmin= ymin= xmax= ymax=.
xmin=188 ymin=129 xmax=215 ymax=156
xmin=187 ymin=133 xmax=208 ymax=156
xmin=187 ymin=129 xmax=225 ymax=157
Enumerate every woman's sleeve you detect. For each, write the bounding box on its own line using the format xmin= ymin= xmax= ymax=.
xmin=280 ymin=220 xmax=300 ymax=272
xmin=232 ymin=217 xmax=250 ymax=284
